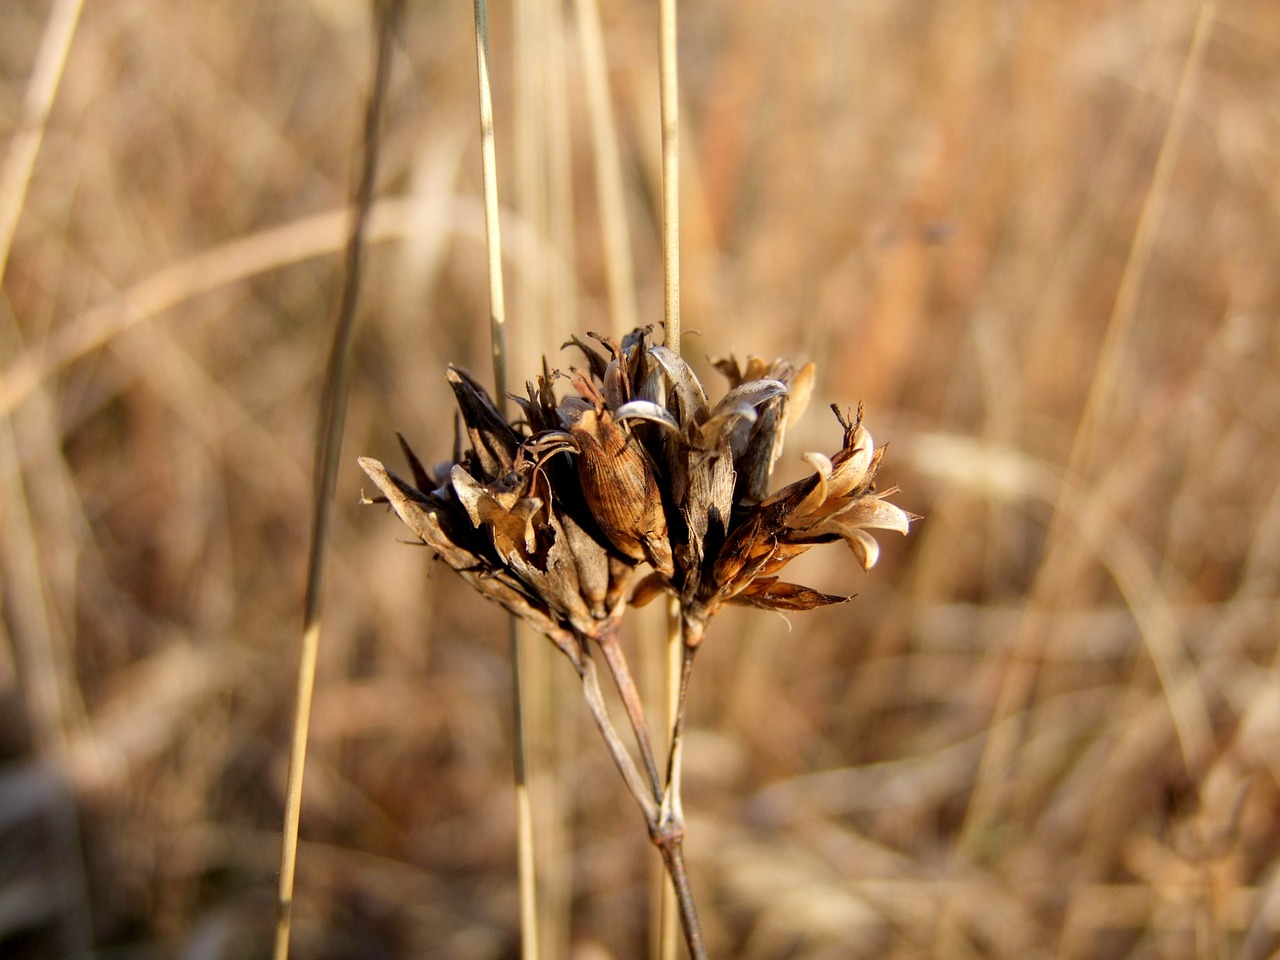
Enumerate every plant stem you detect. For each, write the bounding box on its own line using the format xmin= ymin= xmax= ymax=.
xmin=575 ymin=645 xmax=660 ymax=824
xmin=650 ymin=637 xmax=702 ymax=958
xmin=274 ymin=6 xmax=398 ymax=958
xmin=652 ymin=830 xmax=706 ymax=960
xmin=658 ymin=0 xmax=680 ymax=354
xmin=660 ymin=641 xmax=697 ymax=829
xmin=573 ymin=0 xmax=639 ymax=339
xmin=656 ymin=599 xmax=682 ymax=960
xmin=473 ymin=0 xmax=509 ymax=400
xmin=659 ymin=0 xmax=682 ymax=938
xmin=473 ymin=3 xmax=542 ymax=957
xmin=596 ymin=625 xmax=663 ymax=799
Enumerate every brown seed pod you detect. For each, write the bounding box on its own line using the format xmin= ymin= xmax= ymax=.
xmin=569 ymin=405 xmax=674 ymax=576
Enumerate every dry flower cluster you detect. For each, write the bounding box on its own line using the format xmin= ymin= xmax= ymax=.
xmin=358 ymin=326 xmax=911 ymax=955
xmin=360 ymin=326 xmax=910 ymax=648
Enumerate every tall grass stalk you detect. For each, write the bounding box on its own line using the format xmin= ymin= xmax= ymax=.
xmin=658 ymin=1 xmax=688 ymax=957
xmin=272 ymin=5 xmax=400 ymax=959
xmin=574 ymin=0 xmax=640 ymax=338
xmin=513 ymin=0 xmax=578 ymax=952
xmin=472 ymin=1 xmax=542 ymax=956
xmin=542 ymin=11 xmax=578 ymax=951
xmin=571 ymin=2 xmax=676 ymax=950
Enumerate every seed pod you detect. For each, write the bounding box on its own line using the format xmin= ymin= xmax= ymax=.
xmin=569 ymin=406 xmax=674 ymax=576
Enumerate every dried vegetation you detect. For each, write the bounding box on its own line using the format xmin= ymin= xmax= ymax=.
xmin=2 ymin=2 xmax=1280 ymax=959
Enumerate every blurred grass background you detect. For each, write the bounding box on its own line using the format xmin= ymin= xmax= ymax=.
xmin=3 ymin=1 xmax=1280 ymax=958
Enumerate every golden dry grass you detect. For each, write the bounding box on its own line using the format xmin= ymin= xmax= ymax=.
xmin=3 ymin=1 xmax=1280 ymax=958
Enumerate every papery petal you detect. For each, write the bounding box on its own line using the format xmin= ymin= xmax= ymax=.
xmin=734 ymin=396 xmax=785 ymax=503
xmin=449 ymin=465 xmax=538 ymax=563
xmin=680 ymin=447 xmax=736 ymax=570
xmin=710 ymin=355 xmax=746 ymax=387
xmin=563 ymin=334 xmax=610 ymax=383
xmin=792 ymin=452 xmax=833 ymax=517
xmin=832 ymin=496 xmax=914 ymax=535
xmin=697 ymin=379 xmax=788 ymax=449
xmin=711 ymin=510 xmax=772 ymax=587
xmin=729 ymin=577 xmax=848 ymax=611
xmin=561 ymin=511 xmax=611 ymax=617
xmin=615 ymin=400 xmax=682 ymax=435
xmin=572 ymin=408 xmax=674 ymax=574
xmin=628 ymin=571 xmax=669 ymax=608
xmin=511 ymin=497 xmax=544 ymax=553
xmin=784 ymin=362 xmax=816 ymax=429
xmin=395 ymin=432 xmax=435 ymax=492
xmin=448 ymin=464 xmax=489 ymax=528
xmin=828 ymin=425 xmax=875 ymax=498
xmin=360 ymin=458 xmax=463 ymax=555
xmin=845 ymin=529 xmax=880 ymax=570
xmin=648 ymin=346 xmax=710 ymax=424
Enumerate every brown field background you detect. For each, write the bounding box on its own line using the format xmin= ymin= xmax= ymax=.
xmin=3 ymin=1 xmax=1280 ymax=958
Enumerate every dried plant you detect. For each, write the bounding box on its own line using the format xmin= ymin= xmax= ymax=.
xmin=359 ymin=326 xmax=911 ymax=958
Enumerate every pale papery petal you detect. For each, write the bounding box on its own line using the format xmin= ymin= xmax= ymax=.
xmin=513 ymin=497 xmax=543 ymax=552
xmin=615 ymin=400 xmax=682 ymax=434
xmin=707 ymin=379 xmax=788 ymax=422
xmin=784 ymin=362 xmax=816 ymax=429
xmin=792 ymin=451 xmax=833 ymax=517
xmin=648 ymin=345 xmax=710 ymax=422
xmin=846 ymin=528 xmax=881 ymax=570
xmin=449 ymin=464 xmax=488 ymax=528
xmin=698 ymin=379 xmax=788 ymax=449
xmin=829 ymin=426 xmax=875 ymax=498
xmin=833 ymin=496 xmax=914 ymax=534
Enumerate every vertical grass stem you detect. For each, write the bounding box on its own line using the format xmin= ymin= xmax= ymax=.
xmin=658 ymin=2 xmax=684 ymax=953
xmin=274 ymin=5 xmax=400 ymax=959
xmin=473 ymin=3 xmax=540 ymax=956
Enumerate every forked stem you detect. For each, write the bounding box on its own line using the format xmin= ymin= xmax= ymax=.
xmin=573 ymin=642 xmax=660 ymax=824
xmin=596 ymin=625 xmax=664 ymax=800
xmin=660 ymin=639 xmax=697 ymax=830
xmin=563 ymin=624 xmax=706 ymax=959
xmin=654 ymin=637 xmax=703 ymax=958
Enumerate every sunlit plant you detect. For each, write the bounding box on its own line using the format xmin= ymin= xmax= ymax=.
xmin=360 ymin=326 xmax=912 ymax=957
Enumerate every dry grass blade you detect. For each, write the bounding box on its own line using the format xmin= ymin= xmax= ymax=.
xmin=273 ymin=5 xmax=401 ymax=959
xmin=10 ymin=2 xmax=1280 ymax=958
xmin=0 ymin=0 xmax=83 ymax=285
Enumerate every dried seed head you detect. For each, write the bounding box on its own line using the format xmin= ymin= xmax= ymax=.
xmin=361 ymin=328 xmax=913 ymax=652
